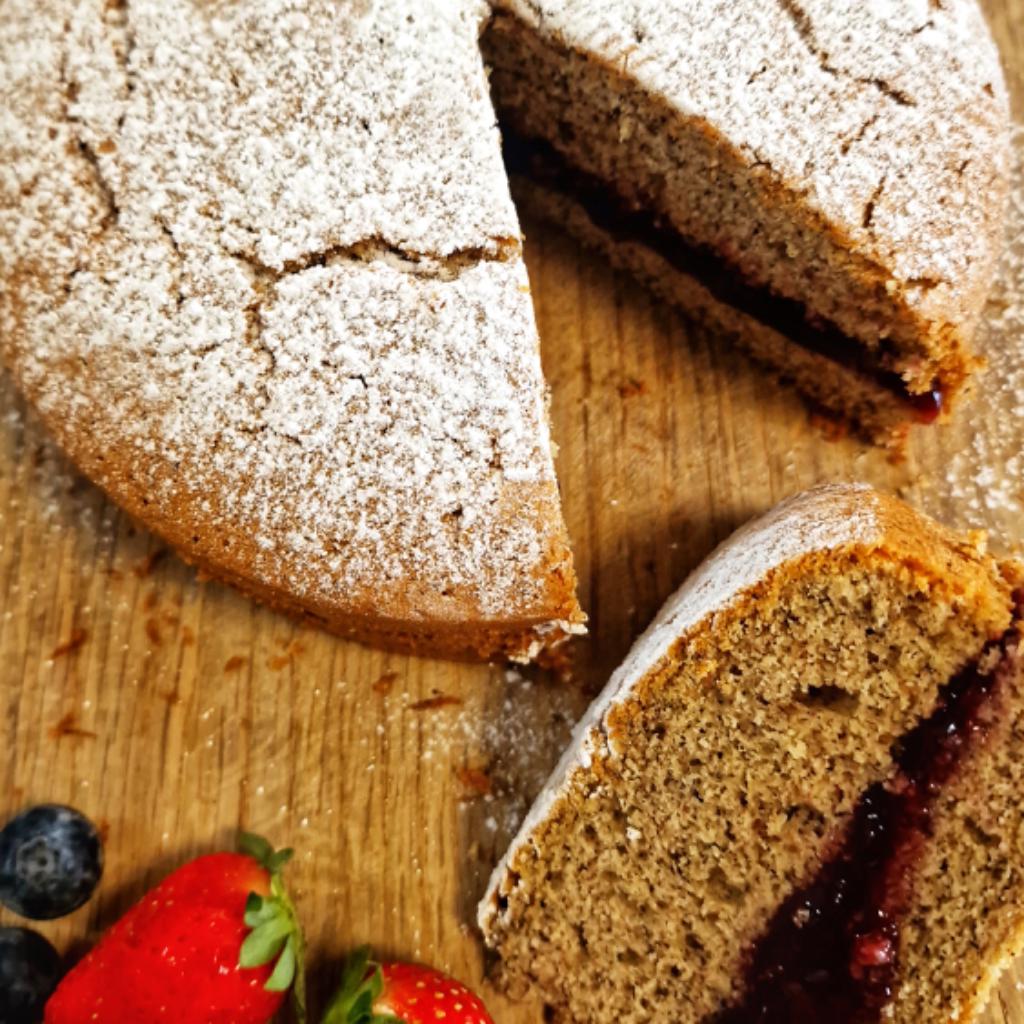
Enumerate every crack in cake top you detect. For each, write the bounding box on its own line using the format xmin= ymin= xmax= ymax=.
xmin=0 ymin=0 xmax=576 ymax=630
xmin=70 ymin=0 xmax=520 ymax=268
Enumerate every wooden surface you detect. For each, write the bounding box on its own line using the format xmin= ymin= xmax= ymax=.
xmin=3 ymin=3 xmax=1024 ymax=1019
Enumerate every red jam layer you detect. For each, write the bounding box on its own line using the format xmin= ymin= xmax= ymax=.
xmin=501 ymin=131 xmax=943 ymax=424
xmin=714 ymin=614 xmax=1021 ymax=1024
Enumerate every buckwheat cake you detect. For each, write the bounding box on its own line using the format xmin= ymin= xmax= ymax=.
xmin=484 ymin=0 xmax=1011 ymax=444
xmin=480 ymin=484 xmax=1024 ymax=1023
xmin=0 ymin=0 xmax=584 ymax=661
xmin=0 ymin=0 xmax=1011 ymax=657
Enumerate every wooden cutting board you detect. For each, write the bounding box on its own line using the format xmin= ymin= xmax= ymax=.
xmin=2 ymin=2 xmax=1024 ymax=1019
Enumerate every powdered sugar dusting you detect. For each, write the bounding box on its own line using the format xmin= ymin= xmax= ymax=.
xmin=912 ymin=126 xmax=1024 ymax=539
xmin=70 ymin=0 xmax=519 ymax=266
xmin=0 ymin=0 xmax=579 ymax=641
xmin=496 ymin=0 xmax=1007 ymax=306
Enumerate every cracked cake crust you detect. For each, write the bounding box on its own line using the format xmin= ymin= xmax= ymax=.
xmin=0 ymin=0 xmax=584 ymax=660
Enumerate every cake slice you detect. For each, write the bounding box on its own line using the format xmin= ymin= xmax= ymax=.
xmin=479 ymin=484 xmax=1024 ymax=1022
xmin=0 ymin=0 xmax=583 ymax=660
xmin=483 ymin=1 xmax=1011 ymax=443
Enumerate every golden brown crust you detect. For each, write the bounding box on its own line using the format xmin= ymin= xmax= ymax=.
xmin=23 ymin=381 xmax=583 ymax=663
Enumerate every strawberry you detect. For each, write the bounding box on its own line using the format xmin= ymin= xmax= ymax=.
xmin=323 ymin=946 xmax=493 ymax=1024
xmin=45 ymin=832 xmax=305 ymax=1024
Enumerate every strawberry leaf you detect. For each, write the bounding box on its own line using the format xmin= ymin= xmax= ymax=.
xmin=267 ymin=847 xmax=295 ymax=873
xmin=244 ymin=892 xmax=277 ymax=928
xmin=238 ymin=832 xmax=275 ymax=866
xmin=265 ymin=934 xmax=297 ymax=992
xmin=239 ymin=913 xmax=292 ymax=967
xmin=237 ymin=832 xmax=307 ymax=1023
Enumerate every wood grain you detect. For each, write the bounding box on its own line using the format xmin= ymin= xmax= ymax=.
xmin=2 ymin=3 xmax=1023 ymax=1019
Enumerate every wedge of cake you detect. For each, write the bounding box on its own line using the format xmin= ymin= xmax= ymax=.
xmin=483 ymin=1 xmax=1011 ymax=444
xmin=480 ymin=484 xmax=1024 ymax=1022
xmin=0 ymin=0 xmax=583 ymax=660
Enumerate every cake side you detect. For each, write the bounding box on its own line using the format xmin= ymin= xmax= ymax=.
xmin=510 ymin=174 xmax=927 ymax=444
xmin=0 ymin=0 xmax=583 ymax=660
xmin=484 ymin=0 xmax=1010 ymax=409
xmin=478 ymin=485 xmax=1016 ymax=1021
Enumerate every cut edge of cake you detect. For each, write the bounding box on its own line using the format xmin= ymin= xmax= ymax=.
xmin=478 ymin=483 xmax=1024 ymax=1022
xmin=482 ymin=0 xmax=1011 ymax=443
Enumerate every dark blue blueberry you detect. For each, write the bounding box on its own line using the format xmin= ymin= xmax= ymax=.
xmin=0 ymin=806 xmax=103 ymax=920
xmin=0 ymin=927 xmax=62 ymax=1024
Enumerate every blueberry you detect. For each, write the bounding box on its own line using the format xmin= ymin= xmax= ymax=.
xmin=0 ymin=806 xmax=103 ymax=920
xmin=0 ymin=927 xmax=62 ymax=1024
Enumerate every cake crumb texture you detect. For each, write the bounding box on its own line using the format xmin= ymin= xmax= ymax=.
xmin=485 ymin=0 xmax=1009 ymax=402
xmin=479 ymin=484 xmax=1019 ymax=1022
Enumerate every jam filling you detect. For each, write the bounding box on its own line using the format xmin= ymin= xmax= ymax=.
xmin=501 ymin=131 xmax=942 ymax=424
xmin=714 ymin=611 xmax=1021 ymax=1024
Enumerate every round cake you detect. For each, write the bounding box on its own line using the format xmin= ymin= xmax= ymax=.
xmin=0 ymin=0 xmax=1009 ymax=656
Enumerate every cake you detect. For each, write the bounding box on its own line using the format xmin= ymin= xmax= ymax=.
xmin=479 ymin=484 xmax=1024 ymax=1023
xmin=484 ymin=0 xmax=1011 ymax=444
xmin=0 ymin=0 xmax=583 ymax=661
xmin=0 ymin=1 xmax=1009 ymax=658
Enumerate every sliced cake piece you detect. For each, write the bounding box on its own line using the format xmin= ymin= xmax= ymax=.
xmin=0 ymin=0 xmax=583 ymax=660
xmin=479 ymin=484 xmax=1024 ymax=1022
xmin=483 ymin=1 xmax=1011 ymax=443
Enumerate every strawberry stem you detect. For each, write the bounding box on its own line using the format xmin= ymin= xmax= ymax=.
xmin=238 ymin=831 xmax=307 ymax=1023
xmin=322 ymin=946 xmax=403 ymax=1024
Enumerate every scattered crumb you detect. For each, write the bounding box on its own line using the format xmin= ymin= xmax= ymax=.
xmin=49 ymin=712 xmax=97 ymax=740
xmin=373 ymin=671 xmax=399 ymax=695
xmin=456 ymin=765 xmax=493 ymax=799
xmin=133 ymin=548 xmax=168 ymax=578
xmin=50 ymin=628 xmax=88 ymax=659
xmin=409 ymin=693 xmax=464 ymax=712
xmin=265 ymin=639 xmax=303 ymax=670
xmin=808 ymin=410 xmax=849 ymax=443
xmin=144 ymin=618 xmax=161 ymax=646
xmin=617 ymin=377 xmax=647 ymax=399
xmin=224 ymin=655 xmax=248 ymax=673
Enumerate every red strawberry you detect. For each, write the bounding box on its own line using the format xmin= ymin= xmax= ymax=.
xmin=323 ymin=946 xmax=493 ymax=1024
xmin=45 ymin=832 xmax=305 ymax=1024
